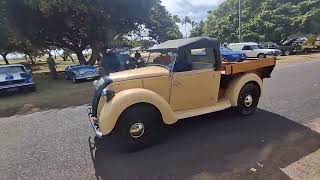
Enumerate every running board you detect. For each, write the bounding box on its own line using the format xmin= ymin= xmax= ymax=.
xmin=175 ymin=99 xmax=232 ymax=120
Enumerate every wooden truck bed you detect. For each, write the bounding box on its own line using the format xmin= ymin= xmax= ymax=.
xmin=221 ymin=58 xmax=276 ymax=75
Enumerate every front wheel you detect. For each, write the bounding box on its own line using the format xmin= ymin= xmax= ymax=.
xmin=236 ymin=83 xmax=260 ymax=115
xmin=113 ymin=104 xmax=165 ymax=151
xmin=257 ymin=54 xmax=265 ymax=59
xmin=72 ymin=76 xmax=78 ymax=83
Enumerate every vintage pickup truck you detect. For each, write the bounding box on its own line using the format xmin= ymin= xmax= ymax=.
xmin=88 ymin=37 xmax=276 ymax=151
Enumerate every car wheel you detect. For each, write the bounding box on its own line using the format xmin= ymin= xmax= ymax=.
xmin=257 ymin=54 xmax=265 ymax=59
xmin=72 ymin=77 xmax=78 ymax=83
xmin=236 ymin=83 xmax=260 ymax=115
xmin=303 ymin=48 xmax=311 ymax=54
xmin=113 ymin=103 xmax=165 ymax=152
xmin=30 ymin=86 xmax=37 ymax=92
xmin=284 ymin=50 xmax=290 ymax=56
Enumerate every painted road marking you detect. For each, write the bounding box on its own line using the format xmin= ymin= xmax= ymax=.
xmin=281 ymin=118 xmax=320 ymax=180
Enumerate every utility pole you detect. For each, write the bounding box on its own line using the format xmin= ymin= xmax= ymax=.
xmin=239 ymin=0 xmax=242 ymax=42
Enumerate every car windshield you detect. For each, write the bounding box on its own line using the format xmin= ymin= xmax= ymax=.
xmin=221 ymin=47 xmax=233 ymax=52
xmin=251 ymin=45 xmax=264 ymax=49
xmin=144 ymin=51 xmax=177 ymax=70
xmin=0 ymin=66 xmax=26 ymax=74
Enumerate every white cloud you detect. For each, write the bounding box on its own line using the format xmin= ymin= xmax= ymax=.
xmin=161 ymin=0 xmax=226 ymax=36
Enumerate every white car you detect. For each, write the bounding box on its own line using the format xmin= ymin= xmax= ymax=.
xmin=229 ymin=42 xmax=281 ymax=59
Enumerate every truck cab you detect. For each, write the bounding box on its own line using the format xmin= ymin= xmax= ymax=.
xmin=88 ymin=37 xmax=276 ymax=151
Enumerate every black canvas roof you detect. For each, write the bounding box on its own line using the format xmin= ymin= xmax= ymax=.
xmin=148 ymin=37 xmax=220 ymax=52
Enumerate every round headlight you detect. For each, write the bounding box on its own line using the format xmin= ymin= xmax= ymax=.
xmin=93 ymin=80 xmax=98 ymax=87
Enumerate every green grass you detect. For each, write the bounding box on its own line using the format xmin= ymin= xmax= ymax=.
xmin=0 ymin=73 xmax=94 ymax=117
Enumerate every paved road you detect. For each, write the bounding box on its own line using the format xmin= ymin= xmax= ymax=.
xmin=1 ymin=61 xmax=320 ymax=180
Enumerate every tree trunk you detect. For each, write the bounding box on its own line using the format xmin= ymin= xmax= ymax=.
xmin=1 ymin=53 xmax=9 ymax=65
xmin=68 ymin=55 xmax=75 ymax=62
xmin=1 ymin=53 xmax=9 ymax=64
xmin=87 ymin=45 xmax=102 ymax=66
xmin=75 ymin=49 xmax=86 ymax=65
xmin=27 ymin=54 xmax=35 ymax=64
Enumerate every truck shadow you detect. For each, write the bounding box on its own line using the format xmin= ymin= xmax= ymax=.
xmin=89 ymin=109 xmax=320 ymax=180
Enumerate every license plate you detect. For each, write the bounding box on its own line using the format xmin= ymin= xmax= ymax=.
xmin=7 ymin=88 xmax=19 ymax=92
xmin=86 ymin=77 xmax=94 ymax=80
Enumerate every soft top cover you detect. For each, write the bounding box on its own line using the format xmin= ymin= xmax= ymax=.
xmin=148 ymin=37 xmax=220 ymax=52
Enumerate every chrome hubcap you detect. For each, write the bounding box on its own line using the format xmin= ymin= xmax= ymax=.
xmin=244 ymin=95 xmax=253 ymax=107
xmin=129 ymin=123 xmax=145 ymax=139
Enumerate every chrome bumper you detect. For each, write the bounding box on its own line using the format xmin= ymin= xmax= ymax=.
xmin=87 ymin=107 xmax=103 ymax=139
xmin=0 ymin=82 xmax=35 ymax=90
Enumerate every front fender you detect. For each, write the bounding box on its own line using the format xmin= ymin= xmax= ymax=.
xmin=99 ymin=88 xmax=177 ymax=135
xmin=225 ymin=73 xmax=263 ymax=107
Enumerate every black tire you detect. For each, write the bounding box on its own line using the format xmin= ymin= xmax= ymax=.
xmin=113 ymin=104 xmax=164 ymax=151
xmin=236 ymin=83 xmax=260 ymax=115
xmin=72 ymin=76 xmax=78 ymax=83
xmin=284 ymin=50 xmax=290 ymax=56
xmin=257 ymin=54 xmax=265 ymax=59
xmin=30 ymin=86 xmax=36 ymax=92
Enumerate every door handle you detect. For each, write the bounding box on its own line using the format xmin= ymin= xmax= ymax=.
xmin=173 ymin=81 xmax=183 ymax=86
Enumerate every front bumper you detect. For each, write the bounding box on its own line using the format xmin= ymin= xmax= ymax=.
xmin=0 ymin=82 xmax=35 ymax=91
xmin=75 ymin=74 xmax=99 ymax=80
xmin=87 ymin=107 xmax=103 ymax=138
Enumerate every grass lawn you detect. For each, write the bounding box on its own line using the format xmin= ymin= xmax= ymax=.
xmin=0 ymin=73 xmax=94 ymax=117
xmin=0 ymin=57 xmax=95 ymax=118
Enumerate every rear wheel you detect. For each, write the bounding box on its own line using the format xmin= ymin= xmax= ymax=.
xmin=284 ymin=50 xmax=290 ymax=56
xmin=257 ymin=54 xmax=265 ymax=59
xmin=236 ymin=83 xmax=260 ymax=115
xmin=113 ymin=104 xmax=165 ymax=151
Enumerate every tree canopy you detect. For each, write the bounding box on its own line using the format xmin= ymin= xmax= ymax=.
xmin=203 ymin=0 xmax=320 ymax=44
xmin=2 ymin=0 xmax=181 ymax=64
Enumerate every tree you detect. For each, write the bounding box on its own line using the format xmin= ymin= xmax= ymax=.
xmin=190 ymin=21 xmax=205 ymax=37
xmin=5 ymin=0 xmax=158 ymax=65
xmin=181 ymin=16 xmax=191 ymax=38
xmin=204 ymin=0 xmax=320 ymax=44
xmin=146 ymin=1 xmax=183 ymax=43
xmin=0 ymin=29 xmax=16 ymax=64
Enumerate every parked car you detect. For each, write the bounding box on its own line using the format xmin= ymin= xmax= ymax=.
xmin=0 ymin=64 xmax=36 ymax=94
xmin=220 ymin=47 xmax=247 ymax=62
xmin=229 ymin=42 xmax=281 ymax=59
xmin=262 ymin=42 xmax=294 ymax=56
xmin=88 ymin=37 xmax=276 ymax=151
xmin=65 ymin=65 xmax=99 ymax=83
xmin=191 ymin=47 xmax=247 ymax=62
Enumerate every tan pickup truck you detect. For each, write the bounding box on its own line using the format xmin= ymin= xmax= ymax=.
xmin=88 ymin=37 xmax=276 ymax=151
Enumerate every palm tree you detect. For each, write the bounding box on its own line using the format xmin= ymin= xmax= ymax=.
xmin=181 ymin=16 xmax=191 ymax=38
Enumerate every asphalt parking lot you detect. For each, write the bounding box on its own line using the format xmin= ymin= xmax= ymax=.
xmin=1 ymin=59 xmax=320 ymax=180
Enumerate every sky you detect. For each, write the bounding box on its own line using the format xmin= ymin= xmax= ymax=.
xmin=161 ymin=0 xmax=226 ymax=36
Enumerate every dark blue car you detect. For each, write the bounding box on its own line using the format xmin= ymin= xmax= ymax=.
xmin=65 ymin=65 xmax=99 ymax=83
xmin=0 ymin=64 xmax=36 ymax=94
xmin=220 ymin=47 xmax=247 ymax=62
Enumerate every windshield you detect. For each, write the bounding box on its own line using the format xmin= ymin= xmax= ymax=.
xmin=220 ymin=47 xmax=233 ymax=52
xmin=144 ymin=51 xmax=177 ymax=70
xmin=0 ymin=66 xmax=26 ymax=74
xmin=251 ymin=45 xmax=264 ymax=49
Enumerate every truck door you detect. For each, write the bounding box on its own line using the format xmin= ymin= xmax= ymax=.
xmin=169 ymin=48 xmax=221 ymax=111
